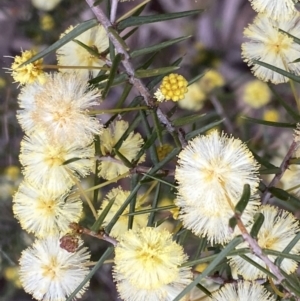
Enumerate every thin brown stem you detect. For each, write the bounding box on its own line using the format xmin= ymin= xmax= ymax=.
xmin=261 ymin=141 xmax=297 ymax=204
xmin=234 ymin=214 xmax=285 ymax=284
xmin=85 ymin=0 xmax=187 ymax=148
xmin=69 ymin=222 xmax=118 ymax=246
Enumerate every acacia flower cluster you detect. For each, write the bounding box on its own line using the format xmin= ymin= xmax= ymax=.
xmin=57 ymin=24 xmax=109 ymax=80
xmin=175 ymin=130 xmax=260 ymax=244
xmin=229 ymin=205 xmax=300 ymax=280
xmin=97 ymin=187 xmax=149 ymax=238
xmin=13 ymin=71 xmax=98 ymax=300
xmin=113 ymin=227 xmax=192 ymax=301
xmin=9 ymin=1 xmax=300 ymax=299
xmin=10 ymin=29 xmax=106 ymax=298
xmin=98 ymin=120 xmax=145 ymax=180
xmin=242 ymin=1 xmax=300 ymax=84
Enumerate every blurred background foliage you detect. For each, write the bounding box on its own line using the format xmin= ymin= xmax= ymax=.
xmin=0 ymin=0 xmax=299 ymax=300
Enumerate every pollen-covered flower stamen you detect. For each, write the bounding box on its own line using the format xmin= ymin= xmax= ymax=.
xmin=158 ymin=73 xmax=188 ymax=102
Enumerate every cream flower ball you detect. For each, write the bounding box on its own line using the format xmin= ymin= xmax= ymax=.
xmin=242 ymin=13 xmax=300 ymax=84
xmin=97 ymin=187 xmax=149 ymax=238
xmin=229 ymin=205 xmax=300 ymax=280
xmin=19 ymin=236 xmax=90 ymax=301
xmin=249 ymin=0 xmax=298 ymax=21
xmin=13 ymin=180 xmax=82 ymax=238
xmin=98 ymin=120 xmax=145 ymax=180
xmin=20 ymin=131 xmax=95 ymax=194
xmin=175 ymin=130 xmax=260 ymax=244
xmin=57 ymin=24 xmax=109 ymax=80
xmin=17 ymin=72 xmax=102 ymax=145
xmin=211 ymin=281 xmax=276 ymax=301
xmin=113 ymin=227 xmax=192 ymax=301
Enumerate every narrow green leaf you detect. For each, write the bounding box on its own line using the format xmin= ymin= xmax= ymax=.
xmin=240 ymin=254 xmax=276 ymax=279
xmin=282 ymin=278 xmax=300 ymax=297
xmin=113 ymin=147 xmax=133 ymax=168
xmin=268 ymin=186 xmax=300 ymax=203
xmin=136 ymin=52 xmax=159 ymax=70
xmin=264 ymin=249 xmax=300 ymax=262
xmin=275 ymin=232 xmax=300 ymax=267
xmin=105 ymin=178 xmax=143 ymax=233
xmin=253 ymin=60 xmax=300 ymax=83
xmin=91 ymin=196 xmax=116 ymax=232
xmin=251 ymin=149 xmax=279 ymax=169
xmin=121 ymin=27 xmax=139 ymax=40
xmin=109 ymin=39 xmax=115 ymax=62
xmin=117 ymin=9 xmax=203 ymax=31
xmin=185 ymin=119 xmax=224 ymax=140
xmin=259 ymin=167 xmax=281 ymax=174
xmin=117 ymin=0 xmax=150 ymax=23
xmin=229 ymin=216 xmax=237 ymax=231
xmin=268 ymin=84 xmax=300 ymax=122
xmin=280 ymin=271 xmax=300 ymax=297
xmin=235 ymin=184 xmax=251 ymax=215
xmin=183 ymin=248 xmax=250 ymax=267
xmin=173 ymin=236 xmax=243 ymax=301
xmin=130 ymin=36 xmax=191 ymax=58
xmin=88 ymin=73 xmax=109 ymax=85
xmin=65 ymin=247 xmax=114 ymax=301
xmin=73 ymin=39 xmax=100 ymax=56
xmin=250 ymin=213 xmax=264 ymax=239
xmin=289 ymin=157 xmax=300 ymax=165
xmin=188 ymin=72 xmax=205 ymax=86
xmin=151 ymin=110 xmax=163 ymax=145
xmin=172 ymin=113 xmax=207 ymax=127
xmin=192 ymin=237 xmax=207 ymax=260
xmin=128 ymin=174 xmax=139 ymax=230
xmin=242 ymin=116 xmax=296 ymax=128
xmin=62 ymin=157 xmax=82 ymax=165
xmin=140 ymin=173 xmax=176 ymax=188
xmin=195 ymin=283 xmax=212 ymax=298
xmin=108 ymin=26 xmax=130 ymax=51
xmin=148 ymin=182 xmax=161 ymax=226
xmin=96 ymin=73 xmax=128 ymax=89
xmin=102 ymin=53 xmax=123 ymax=98
xmin=125 ymin=204 xmax=176 ymax=216
xmin=135 ymin=66 xmax=180 ymax=78
xmin=149 ymin=147 xmax=180 ymax=175
xmin=139 ymin=110 xmax=159 ymax=164
xmin=113 ymin=113 xmax=141 ymax=151
xmin=19 ymin=19 xmax=99 ymax=66
xmin=279 ymin=29 xmax=300 ymax=45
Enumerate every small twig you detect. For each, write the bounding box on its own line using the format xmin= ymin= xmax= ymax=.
xmin=261 ymin=141 xmax=297 ymax=204
xmin=66 ymin=169 xmax=98 ymax=219
xmin=96 ymin=155 xmax=175 ymax=176
xmin=234 ymin=214 xmax=285 ymax=284
xmin=85 ymin=0 xmax=187 ymax=148
xmin=69 ymin=222 xmax=118 ymax=246
xmin=210 ymin=95 xmax=233 ymax=133
xmin=110 ymin=0 xmax=119 ymax=23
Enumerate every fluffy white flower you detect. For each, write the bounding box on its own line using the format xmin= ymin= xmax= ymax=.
xmin=242 ymin=13 xmax=300 ymax=84
xmin=229 ymin=205 xmax=300 ymax=280
xmin=175 ymin=130 xmax=260 ymax=244
xmin=114 ymin=227 xmax=192 ymax=301
xmin=20 ymin=131 xmax=95 ymax=194
xmin=98 ymin=120 xmax=145 ymax=180
xmin=97 ymin=187 xmax=149 ymax=238
xmin=19 ymin=236 xmax=90 ymax=301
xmin=249 ymin=0 xmax=298 ymax=21
xmin=13 ymin=180 xmax=82 ymax=238
xmin=17 ymin=72 xmax=102 ymax=145
xmin=211 ymin=281 xmax=276 ymax=301
xmin=57 ymin=24 xmax=109 ymax=80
